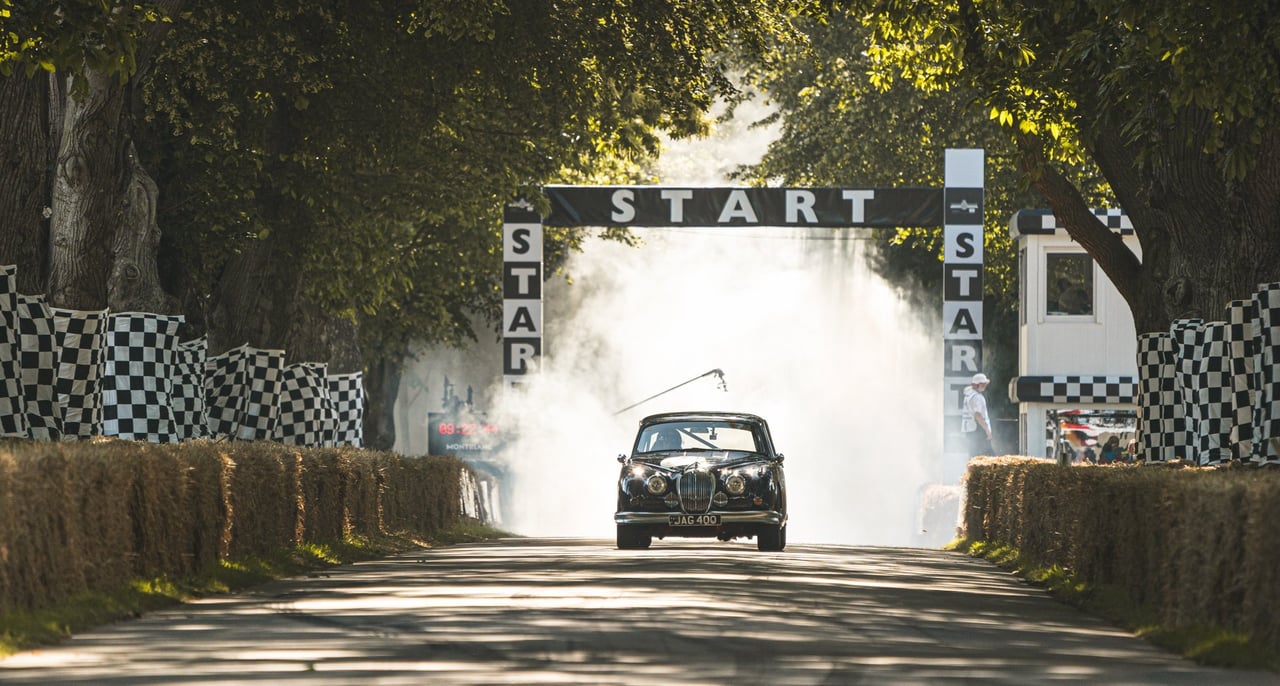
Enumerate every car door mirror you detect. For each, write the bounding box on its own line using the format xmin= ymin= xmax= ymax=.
xmin=775 ymin=453 xmax=785 ymax=463
xmin=617 ymin=453 xmax=628 ymax=463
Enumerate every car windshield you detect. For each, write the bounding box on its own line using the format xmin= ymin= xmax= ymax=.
xmin=635 ymin=420 xmax=763 ymax=457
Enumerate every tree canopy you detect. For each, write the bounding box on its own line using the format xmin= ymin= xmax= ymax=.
xmin=735 ymin=9 xmax=1105 ymax=404
xmin=855 ymin=0 xmax=1280 ymax=332
xmin=0 ymin=0 xmax=811 ymax=446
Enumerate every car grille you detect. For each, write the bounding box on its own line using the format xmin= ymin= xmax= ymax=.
xmin=677 ymin=469 xmax=714 ymax=513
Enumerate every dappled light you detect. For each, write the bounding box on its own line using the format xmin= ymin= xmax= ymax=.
xmin=2 ymin=540 xmax=1259 ymax=684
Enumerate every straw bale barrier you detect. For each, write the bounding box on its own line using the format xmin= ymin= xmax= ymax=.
xmin=964 ymin=457 xmax=1280 ymax=650
xmin=0 ymin=440 xmax=481 ymax=614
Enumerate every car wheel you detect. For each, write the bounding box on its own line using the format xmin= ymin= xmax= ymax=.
xmin=617 ymin=525 xmax=651 ymax=549
xmin=757 ymin=524 xmax=785 ymax=552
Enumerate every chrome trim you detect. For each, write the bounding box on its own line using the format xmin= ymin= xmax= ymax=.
xmin=614 ymin=510 xmax=785 ymax=526
xmin=677 ymin=469 xmax=714 ymax=513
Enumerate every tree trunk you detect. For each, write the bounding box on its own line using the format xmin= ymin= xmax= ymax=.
xmin=207 ymin=230 xmax=361 ymax=368
xmin=0 ymin=72 xmax=51 ymax=294
xmin=1022 ymin=120 xmax=1280 ymax=334
xmin=206 ymin=233 xmax=298 ymax=354
xmin=283 ymin=306 xmax=362 ymax=373
xmin=108 ymin=142 xmax=180 ymax=314
xmin=47 ymin=71 xmax=130 ymax=310
xmin=361 ymin=354 xmax=403 ymax=451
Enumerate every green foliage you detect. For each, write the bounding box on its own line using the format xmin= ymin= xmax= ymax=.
xmin=857 ymin=0 xmax=1280 ymax=182
xmin=0 ymin=1 xmax=170 ymax=81
xmin=132 ymin=0 xmax=809 ymax=361
xmin=735 ymin=9 xmax=1111 ymax=412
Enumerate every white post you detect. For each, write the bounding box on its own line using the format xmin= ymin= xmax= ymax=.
xmin=942 ymin=148 xmax=985 ymax=480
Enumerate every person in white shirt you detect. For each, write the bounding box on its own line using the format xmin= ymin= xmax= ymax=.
xmin=962 ymin=372 xmax=994 ymax=458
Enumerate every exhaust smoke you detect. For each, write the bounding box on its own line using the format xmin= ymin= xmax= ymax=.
xmin=488 ymin=97 xmax=947 ymax=546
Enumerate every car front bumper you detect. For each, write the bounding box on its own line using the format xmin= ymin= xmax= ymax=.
xmin=614 ymin=510 xmax=785 ymax=527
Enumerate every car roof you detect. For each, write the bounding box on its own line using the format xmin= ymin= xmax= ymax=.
xmin=638 ymin=411 xmax=767 ymax=427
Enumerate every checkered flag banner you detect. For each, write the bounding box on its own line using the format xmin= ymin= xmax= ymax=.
xmin=1137 ymin=332 xmax=1186 ymax=462
xmin=274 ymin=362 xmax=335 ymax=446
xmin=52 ymin=308 xmax=108 ymax=440
xmin=327 ymin=372 xmax=364 ymax=447
xmin=1253 ymin=282 xmax=1280 ymax=463
xmin=1011 ymin=208 xmax=1134 ymax=236
xmin=235 ymin=346 xmax=284 ymax=441
xmin=205 ymin=344 xmax=250 ymax=439
xmin=1009 ymin=375 xmax=1137 ymax=404
xmin=1189 ymin=321 xmax=1233 ymax=465
xmin=1170 ymin=319 xmax=1204 ymax=461
xmin=171 ymin=336 xmax=208 ymax=441
xmin=1226 ymin=299 xmax=1257 ymax=459
xmin=16 ymin=294 xmax=61 ymax=440
xmin=101 ymin=312 xmax=185 ymax=443
xmin=0 ymin=266 xmax=29 ymax=438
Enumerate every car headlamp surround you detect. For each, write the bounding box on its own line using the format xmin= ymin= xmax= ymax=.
xmin=645 ymin=474 xmax=669 ymax=495
xmin=724 ymin=474 xmax=747 ymax=495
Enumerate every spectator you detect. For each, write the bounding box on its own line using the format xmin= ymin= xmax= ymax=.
xmin=1099 ymin=436 xmax=1122 ymax=464
xmin=962 ymin=373 xmax=994 ymax=458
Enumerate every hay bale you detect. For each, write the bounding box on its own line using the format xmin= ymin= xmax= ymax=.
xmin=0 ymin=443 xmax=82 ymax=612
xmin=297 ymin=447 xmax=346 ymax=542
xmin=224 ymin=443 xmax=302 ymax=557
xmin=174 ymin=442 xmax=231 ymax=571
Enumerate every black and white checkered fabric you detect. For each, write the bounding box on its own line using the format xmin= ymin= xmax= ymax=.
xmin=101 ymin=312 xmax=184 ymax=443
xmin=1227 ymin=299 xmax=1258 ymax=458
xmin=274 ymin=362 xmax=335 ymax=446
xmin=235 ymin=347 xmax=284 ymax=441
xmin=1252 ymin=282 xmax=1280 ymax=463
xmin=1010 ymin=208 xmax=1134 ymax=237
xmin=1170 ymin=319 xmax=1207 ymax=462
xmin=1137 ymin=332 xmax=1186 ymax=462
xmin=52 ymin=307 xmax=108 ymax=440
xmin=327 ymin=372 xmax=364 ymax=447
xmin=16 ymin=294 xmax=60 ymax=440
xmin=1010 ymin=375 xmax=1137 ymax=403
xmin=204 ymin=344 xmax=250 ymax=440
xmin=1187 ymin=320 xmax=1233 ymax=465
xmin=171 ymin=336 xmax=208 ymax=441
xmin=0 ymin=266 xmax=29 ymax=438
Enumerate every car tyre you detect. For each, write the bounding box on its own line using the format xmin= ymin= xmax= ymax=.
xmin=617 ymin=525 xmax=652 ymax=550
xmin=757 ymin=524 xmax=785 ymax=552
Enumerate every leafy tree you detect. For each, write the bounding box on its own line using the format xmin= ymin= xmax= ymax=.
xmin=1 ymin=1 xmax=809 ymax=447
xmin=857 ymin=0 xmax=1280 ymax=333
xmin=734 ymin=9 xmax=1108 ymax=416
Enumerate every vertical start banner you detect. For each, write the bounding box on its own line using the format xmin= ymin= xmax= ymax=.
xmin=503 ymin=202 xmax=542 ymax=388
xmin=942 ymin=149 xmax=985 ymax=461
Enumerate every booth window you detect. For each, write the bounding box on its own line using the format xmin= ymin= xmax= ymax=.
xmin=1046 ymin=252 xmax=1093 ymax=316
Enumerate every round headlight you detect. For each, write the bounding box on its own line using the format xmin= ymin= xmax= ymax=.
xmin=725 ymin=474 xmax=747 ymax=495
xmin=645 ymin=474 xmax=669 ymax=495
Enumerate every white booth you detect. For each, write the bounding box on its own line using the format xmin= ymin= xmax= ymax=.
xmin=1008 ymin=209 xmax=1142 ymax=459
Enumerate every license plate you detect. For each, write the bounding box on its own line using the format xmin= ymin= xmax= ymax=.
xmin=669 ymin=514 xmax=720 ymax=526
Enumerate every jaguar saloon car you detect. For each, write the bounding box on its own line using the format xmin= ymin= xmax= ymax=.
xmin=614 ymin=411 xmax=787 ymax=551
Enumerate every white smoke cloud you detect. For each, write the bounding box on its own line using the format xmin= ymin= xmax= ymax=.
xmin=489 ymin=95 xmax=949 ymax=546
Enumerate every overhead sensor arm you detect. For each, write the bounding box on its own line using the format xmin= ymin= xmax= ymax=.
xmin=613 ymin=368 xmax=727 ymax=416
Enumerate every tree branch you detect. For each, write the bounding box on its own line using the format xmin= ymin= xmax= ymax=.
xmin=1014 ymin=131 xmax=1144 ymax=307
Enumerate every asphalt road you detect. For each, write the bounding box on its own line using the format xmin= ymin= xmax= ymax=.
xmin=2 ymin=538 xmax=1276 ymax=685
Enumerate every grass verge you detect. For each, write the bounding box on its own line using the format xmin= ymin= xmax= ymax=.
xmin=948 ymin=537 xmax=1280 ymax=672
xmin=0 ymin=522 xmax=510 ymax=658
